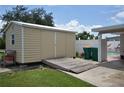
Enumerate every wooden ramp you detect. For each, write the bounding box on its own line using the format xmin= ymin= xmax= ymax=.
xmin=42 ymin=58 xmax=98 ymax=74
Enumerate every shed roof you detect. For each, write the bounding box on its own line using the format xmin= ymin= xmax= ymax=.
xmin=92 ymin=24 xmax=124 ymax=34
xmin=4 ymin=21 xmax=76 ymax=33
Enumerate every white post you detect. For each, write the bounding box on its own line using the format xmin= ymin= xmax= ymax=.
xmin=98 ymin=33 xmax=102 ymax=62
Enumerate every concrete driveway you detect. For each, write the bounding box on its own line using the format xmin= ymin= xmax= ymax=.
xmin=65 ymin=60 xmax=124 ymax=87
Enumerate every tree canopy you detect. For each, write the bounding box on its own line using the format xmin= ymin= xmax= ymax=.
xmin=0 ymin=5 xmax=55 ymax=49
xmin=0 ymin=5 xmax=54 ymax=32
xmin=76 ymin=31 xmax=98 ymax=40
xmin=0 ymin=37 xmax=5 ymax=49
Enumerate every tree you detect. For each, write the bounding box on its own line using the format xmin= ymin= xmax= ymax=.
xmin=0 ymin=6 xmax=54 ymax=49
xmin=95 ymin=36 xmax=98 ymax=39
xmin=1 ymin=5 xmax=28 ymax=22
xmin=29 ymin=8 xmax=54 ymax=26
xmin=76 ymin=31 xmax=97 ymax=40
xmin=0 ymin=5 xmax=54 ymax=32
xmin=0 ymin=37 xmax=5 ymax=49
xmin=89 ymin=34 xmax=94 ymax=39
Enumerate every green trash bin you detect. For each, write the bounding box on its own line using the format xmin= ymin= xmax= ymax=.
xmin=91 ymin=48 xmax=98 ymax=61
xmin=83 ymin=48 xmax=92 ymax=60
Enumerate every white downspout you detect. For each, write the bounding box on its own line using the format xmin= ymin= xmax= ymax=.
xmin=21 ymin=25 xmax=24 ymax=63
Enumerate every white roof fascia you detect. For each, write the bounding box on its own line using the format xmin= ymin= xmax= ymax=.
xmin=92 ymin=24 xmax=124 ymax=33
xmin=4 ymin=21 xmax=77 ymax=33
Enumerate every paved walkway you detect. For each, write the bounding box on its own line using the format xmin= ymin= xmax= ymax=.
xmin=64 ymin=60 xmax=124 ymax=87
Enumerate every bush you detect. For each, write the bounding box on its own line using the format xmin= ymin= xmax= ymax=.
xmin=80 ymin=52 xmax=84 ymax=58
xmin=0 ymin=38 xmax=5 ymax=49
xmin=76 ymin=52 xmax=79 ymax=57
xmin=76 ymin=52 xmax=85 ymax=58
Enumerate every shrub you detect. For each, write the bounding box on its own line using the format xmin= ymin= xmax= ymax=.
xmin=0 ymin=38 xmax=5 ymax=49
xmin=76 ymin=52 xmax=79 ymax=57
xmin=80 ymin=52 xmax=84 ymax=58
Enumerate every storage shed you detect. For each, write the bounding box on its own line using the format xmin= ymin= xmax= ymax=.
xmin=4 ymin=21 xmax=76 ymax=63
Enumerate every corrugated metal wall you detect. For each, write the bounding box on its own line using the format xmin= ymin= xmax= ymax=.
xmin=23 ymin=27 xmax=75 ymax=63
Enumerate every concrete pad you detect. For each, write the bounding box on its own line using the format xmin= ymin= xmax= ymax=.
xmin=61 ymin=60 xmax=124 ymax=87
xmin=64 ymin=61 xmax=124 ymax=87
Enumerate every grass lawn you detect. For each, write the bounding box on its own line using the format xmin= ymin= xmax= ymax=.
xmin=0 ymin=68 xmax=95 ymax=87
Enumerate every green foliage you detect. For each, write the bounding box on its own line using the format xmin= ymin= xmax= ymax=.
xmin=76 ymin=31 xmax=98 ymax=40
xmin=95 ymin=36 xmax=98 ymax=39
xmin=76 ymin=52 xmax=79 ymax=57
xmin=0 ymin=6 xmax=54 ymax=48
xmin=80 ymin=52 xmax=84 ymax=58
xmin=1 ymin=6 xmax=28 ymax=22
xmin=0 ymin=5 xmax=54 ymax=32
xmin=0 ymin=37 xmax=5 ymax=49
xmin=0 ymin=51 xmax=5 ymax=60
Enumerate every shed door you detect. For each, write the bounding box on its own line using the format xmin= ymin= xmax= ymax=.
xmin=56 ymin=32 xmax=66 ymax=57
xmin=66 ymin=33 xmax=75 ymax=57
xmin=41 ymin=31 xmax=55 ymax=59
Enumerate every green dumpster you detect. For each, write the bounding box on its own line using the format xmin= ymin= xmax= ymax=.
xmin=91 ymin=48 xmax=98 ymax=61
xmin=83 ymin=48 xmax=92 ymax=60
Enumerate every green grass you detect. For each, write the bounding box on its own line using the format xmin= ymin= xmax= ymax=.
xmin=0 ymin=68 xmax=94 ymax=87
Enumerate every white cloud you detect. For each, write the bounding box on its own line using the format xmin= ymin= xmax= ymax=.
xmin=111 ymin=11 xmax=124 ymax=23
xmin=111 ymin=16 xmax=121 ymax=23
xmin=55 ymin=20 xmax=102 ymax=36
xmin=0 ymin=20 xmax=3 ymax=29
xmin=116 ymin=11 xmax=124 ymax=18
xmin=0 ymin=20 xmax=6 ymax=37
xmin=56 ymin=20 xmax=119 ymax=38
xmin=0 ymin=20 xmax=5 ymax=29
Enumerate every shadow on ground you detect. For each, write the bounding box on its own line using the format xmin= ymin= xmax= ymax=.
xmin=98 ymin=60 xmax=124 ymax=71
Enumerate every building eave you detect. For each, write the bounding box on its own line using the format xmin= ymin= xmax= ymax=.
xmin=4 ymin=21 xmax=77 ymax=33
xmin=92 ymin=24 xmax=124 ymax=34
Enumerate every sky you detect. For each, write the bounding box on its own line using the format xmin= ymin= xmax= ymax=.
xmin=1 ymin=5 xmax=124 ymax=37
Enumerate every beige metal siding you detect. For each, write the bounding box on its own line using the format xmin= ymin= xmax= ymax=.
xmin=56 ymin=32 xmax=75 ymax=58
xmin=23 ymin=27 xmax=41 ymax=63
xmin=41 ymin=30 xmax=55 ymax=59
xmin=66 ymin=33 xmax=75 ymax=57
xmin=6 ymin=22 xmax=75 ymax=63
xmin=23 ymin=27 xmax=75 ymax=63
xmin=56 ymin=32 xmax=66 ymax=57
xmin=23 ymin=28 xmax=55 ymax=63
xmin=6 ymin=25 xmax=76 ymax=63
xmin=6 ymin=24 xmax=22 ymax=63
